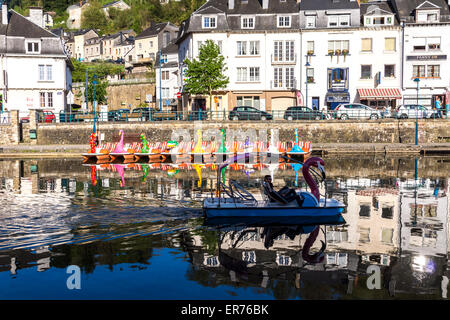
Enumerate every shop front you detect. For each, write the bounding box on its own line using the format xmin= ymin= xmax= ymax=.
xmin=358 ymin=88 xmax=402 ymax=111
xmin=326 ymin=91 xmax=350 ymax=110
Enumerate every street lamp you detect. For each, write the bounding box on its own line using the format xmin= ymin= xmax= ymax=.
xmin=414 ymin=78 xmax=420 ymax=145
xmin=159 ymin=49 xmax=163 ymax=111
xmin=92 ymin=73 xmax=98 ymax=134
xmin=305 ymin=60 xmax=310 ymax=108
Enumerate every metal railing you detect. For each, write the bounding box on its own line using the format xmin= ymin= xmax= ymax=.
xmin=52 ymin=108 xmax=449 ymax=123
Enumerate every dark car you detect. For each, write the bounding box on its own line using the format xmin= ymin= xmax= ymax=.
xmin=108 ymin=108 xmax=130 ymax=121
xmin=228 ymin=106 xmax=273 ymax=121
xmin=132 ymin=107 xmax=153 ymax=120
xmin=283 ymin=106 xmax=328 ymax=120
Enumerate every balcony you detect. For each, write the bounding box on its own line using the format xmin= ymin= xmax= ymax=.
xmin=271 ymin=53 xmax=297 ymax=65
xmin=270 ymin=79 xmax=297 ymax=90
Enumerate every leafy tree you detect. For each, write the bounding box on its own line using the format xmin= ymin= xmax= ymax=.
xmin=183 ymin=40 xmax=229 ymax=112
xmin=81 ymin=0 xmax=108 ymax=34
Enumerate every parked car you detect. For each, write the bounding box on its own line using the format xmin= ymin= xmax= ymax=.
xmin=19 ymin=117 xmax=30 ymax=123
xmin=131 ymin=107 xmax=153 ymax=120
xmin=393 ymin=104 xmax=438 ymax=119
xmin=228 ymin=106 xmax=273 ymax=121
xmin=335 ymin=103 xmax=382 ymax=120
xmin=59 ymin=110 xmax=84 ymax=122
xmin=283 ymin=106 xmax=329 ymax=120
xmin=39 ymin=110 xmax=56 ymax=123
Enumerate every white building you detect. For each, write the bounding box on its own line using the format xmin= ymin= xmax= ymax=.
xmin=0 ymin=4 xmax=73 ymax=118
xmin=176 ymin=0 xmax=450 ymax=113
xmin=155 ymin=41 xmax=180 ymax=110
xmin=394 ymin=0 xmax=450 ymax=109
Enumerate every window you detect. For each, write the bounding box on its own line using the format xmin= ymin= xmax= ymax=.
xmin=413 ymin=65 xmax=426 ymax=78
xmin=328 ymin=15 xmax=338 ymax=27
xmin=26 ymin=41 xmax=40 ymax=53
xmin=249 ymin=41 xmax=259 ymax=55
xmin=274 ymin=41 xmax=283 ymax=61
xmin=236 ymin=96 xmax=260 ymax=109
xmin=277 ymin=15 xmax=291 ymax=28
xmin=237 ymin=41 xmax=247 ymax=55
xmin=428 ymin=37 xmax=441 ymax=50
xmin=381 ymin=228 xmax=393 ymax=244
xmin=161 ymin=70 xmax=169 ymax=80
xmin=358 ymin=227 xmax=370 ymax=243
xmin=150 ymin=41 xmax=153 ymax=48
xmin=241 ymin=16 xmax=255 ymax=29
xmin=39 ymin=65 xmax=45 ymax=81
xmin=306 ymin=16 xmax=315 ymax=28
xmin=328 ymin=40 xmax=349 ymax=53
xmin=413 ymin=37 xmax=426 ymax=51
xmin=361 ymin=38 xmax=372 ymax=52
xmin=273 ymin=67 xmax=294 ymax=88
xmin=47 ymin=92 xmax=53 ymax=108
xmin=382 ymin=206 xmax=394 ymax=219
xmin=40 ymin=92 xmax=45 ymax=108
xmin=384 ymin=65 xmax=395 ymax=78
xmin=46 ymin=65 xmax=52 ymax=81
xmin=217 ymin=40 xmax=223 ymax=54
xmin=138 ymin=43 xmax=142 ymax=49
xmin=249 ymin=67 xmax=260 ymax=82
xmin=161 ymin=88 xmax=170 ymax=98
xmin=361 ymin=65 xmax=372 ymax=79
xmin=273 ymin=40 xmax=295 ymax=62
xmin=359 ymin=204 xmax=371 ymax=217
xmin=306 ymin=68 xmax=314 ymax=83
xmin=373 ymin=17 xmax=385 ymax=25
xmin=385 ymin=38 xmax=396 ymax=51
xmin=307 ymin=41 xmax=314 ymax=55
xmin=237 ymin=67 xmax=247 ymax=82
xmin=339 ymin=15 xmax=350 ymax=26
xmin=203 ymin=16 xmax=216 ymax=28
xmin=427 ymin=65 xmax=440 ymax=78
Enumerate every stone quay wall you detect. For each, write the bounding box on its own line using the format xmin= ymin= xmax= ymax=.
xmin=0 ymin=111 xmax=20 ymax=145
xmin=35 ymin=119 xmax=450 ymax=145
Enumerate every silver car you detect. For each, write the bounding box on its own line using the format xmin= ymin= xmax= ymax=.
xmin=393 ymin=105 xmax=438 ymax=119
xmin=335 ymin=103 xmax=382 ymax=120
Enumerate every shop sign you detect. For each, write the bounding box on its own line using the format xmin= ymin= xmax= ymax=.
xmin=406 ymin=55 xmax=447 ymax=61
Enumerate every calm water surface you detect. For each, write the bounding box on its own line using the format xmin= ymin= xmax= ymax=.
xmin=0 ymin=156 xmax=449 ymax=300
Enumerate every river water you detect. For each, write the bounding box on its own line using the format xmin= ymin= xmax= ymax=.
xmin=0 ymin=156 xmax=449 ymax=300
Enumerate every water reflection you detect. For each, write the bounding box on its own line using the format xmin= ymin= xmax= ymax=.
xmin=0 ymin=156 xmax=448 ymax=299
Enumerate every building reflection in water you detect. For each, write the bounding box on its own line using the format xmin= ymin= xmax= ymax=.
xmin=0 ymin=157 xmax=448 ymax=298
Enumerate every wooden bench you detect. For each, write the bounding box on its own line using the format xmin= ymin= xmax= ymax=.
xmin=153 ymin=112 xmax=179 ymax=121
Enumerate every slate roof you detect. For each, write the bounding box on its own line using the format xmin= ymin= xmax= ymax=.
xmin=161 ymin=40 xmax=178 ymax=54
xmin=392 ymin=0 xmax=450 ymax=20
xmin=135 ymin=22 xmax=178 ymax=40
xmin=197 ymin=0 xmax=300 ymax=15
xmin=0 ymin=9 xmax=57 ymax=38
xmin=360 ymin=1 xmax=396 ymax=16
xmin=300 ymin=0 xmax=360 ymax=11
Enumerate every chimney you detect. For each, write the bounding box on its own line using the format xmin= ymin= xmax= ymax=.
xmin=262 ymin=0 xmax=269 ymax=9
xmin=229 ymin=0 xmax=234 ymax=10
xmin=2 ymin=2 xmax=7 ymax=25
xmin=28 ymin=7 xmax=43 ymax=28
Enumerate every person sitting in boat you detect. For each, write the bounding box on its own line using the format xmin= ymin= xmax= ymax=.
xmin=262 ymin=175 xmax=304 ymax=206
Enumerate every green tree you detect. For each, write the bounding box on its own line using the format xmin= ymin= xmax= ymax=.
xmin=183 ymin=40 xmax=229 ymax=112
xmin=81 ymin=1 xmax=108 ymax=34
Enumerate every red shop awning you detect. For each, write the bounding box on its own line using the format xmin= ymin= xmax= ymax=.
xmin=358 ymin=88 xmax=402 ymax=99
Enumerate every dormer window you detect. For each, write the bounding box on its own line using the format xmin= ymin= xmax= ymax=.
xmin=416 ymin=10 xmax=439 ymax=22
xmin=364 ymin=15 xmax=394 ymax=26
xmin=241 ymin=16 xmax=255 ymax=29
xmin=277 ymin=15 xmax=291 ymax=28
xmin=203 ymin=16 xmax=217 ymax=29
xmin=328 ymin=15 xmax=350 ymax=27
xmin=306 ymin=16 xmax=316 ymax=28
xmin=26 ymin=40 xmax=40 ymax=54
